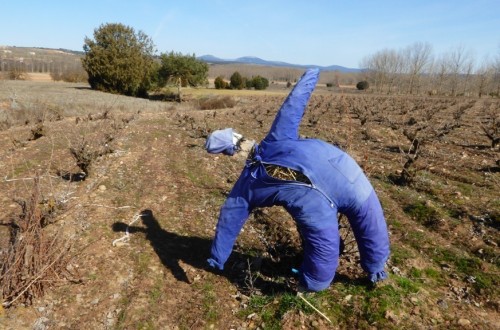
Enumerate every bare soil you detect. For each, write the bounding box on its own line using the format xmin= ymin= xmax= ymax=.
xmin=0 ymin=80 xmax=498 ymax=329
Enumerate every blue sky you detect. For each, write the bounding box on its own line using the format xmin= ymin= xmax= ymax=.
xmin=1 ymin=0 xmax=498 ymax=68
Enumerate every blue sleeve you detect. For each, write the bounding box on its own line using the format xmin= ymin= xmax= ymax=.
xmin=208 ymin=172 xmax=252 ymax=270
xmin=346 ymin=190 xmax=390 ymax=279
xmin=264 ymin=68 xmax=320 ymax=142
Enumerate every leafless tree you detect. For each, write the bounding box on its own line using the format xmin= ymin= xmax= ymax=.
xmin=431 ymin=55 xmax=450 ymax=95
xmin=494 ymin=44 xmax=500 ymax=96
xmin=445 ymin=45 xmax=474 ymax=96
xmin=360 ymin=49 xmax=403 ymax=93
xmin=474 ymin=61 xmax=494 ymax=97
xmin=403 ymin=42 xmax=433 ymax=95
xmin=479 ymin=101 xmax=500 ymax=148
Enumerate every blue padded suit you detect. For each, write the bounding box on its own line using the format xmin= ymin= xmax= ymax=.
xmin=207 ymin=68 xmax=390 ymax=291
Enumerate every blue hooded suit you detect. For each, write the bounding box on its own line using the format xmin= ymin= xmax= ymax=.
xmin=207 ymin=69 xmax=390 ymax=291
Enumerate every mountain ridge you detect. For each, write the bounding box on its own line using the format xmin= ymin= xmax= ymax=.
xmin=197 ymin=54 xmax=361 ymax=73
xmin=0 ymin=46 xmax=361 ymax=73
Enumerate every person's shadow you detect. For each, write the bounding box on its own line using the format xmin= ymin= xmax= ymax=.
xmin=112 ymin=209 xmax=294 ymax=294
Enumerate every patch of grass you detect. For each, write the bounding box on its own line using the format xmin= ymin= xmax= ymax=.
xmin=241 ymin=292 xmax=318 ymax=329
xmin=278 ymin=293 xmax=313 ymax=316
xmin=136 ymin=319 xmax=155 ymax=330
xmin=403 ymin=201 xmax=441 ymax=228
xmin=423 ymin=267 xmax=445 ymax=285
xmin=11 ymin=160 xmax=35 ymax=177
xmin=363 ymin=285 xmax=401 ymax=325
xmin=200 ymin=283 xmax=218 ymax=322
xmin=390 ymin=245 xmax=415 ymax=267
xmin=475 ymin=246 xmax=500 ymax=267
xmin=454 ymin=256 xmax=481 ymax=274
xmin=331 ymin=281 xmax=411 ymax=328
xmin=242 ymin=277 xmax=423 ymax=329
xmin=184 ymin=162 xmax=219 ymax=189
xmin=456 ymin=182 xmax=474 ymax=196
xmin=408 ymin=267 xmax=423 ymax=279
xmin=402 ymin=230 xmax=434 ymax=253
xmin=423 ymin=267 xmax=440 ymax=279
xmin=409 ymin=266 xmax=446 ymax=287
xmin=388 ymin=218 xmax=403 ymax=229
xmin=134 ymin=253 xmax=151 ymax=275
xmin=430 ymin=247 xmax=497 ymax=293
xmin=245 ymin=295 xmax=281 ymax=329
xmin=149 ymin=278 xmax=163 ymax=304
xmin=395 ymin=276 xmax=420 ymax=294
xmin=115 ymin=296 xmax=131 ymax=330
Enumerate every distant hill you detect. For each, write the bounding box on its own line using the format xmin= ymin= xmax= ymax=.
xmin=0 ymin=46 xmax=361 ymax=74
xmin=197 ymin=55 xmax=361 ymax=73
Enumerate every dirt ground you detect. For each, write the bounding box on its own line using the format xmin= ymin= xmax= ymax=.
xmin=0 ymin=79 xmax=498 ymax=329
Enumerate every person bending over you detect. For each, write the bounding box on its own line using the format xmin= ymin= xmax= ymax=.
xmin=205 ymin=68 xmax=390 ymax=292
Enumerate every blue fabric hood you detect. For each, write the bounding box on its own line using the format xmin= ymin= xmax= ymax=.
xmin=205 ymin=128 xmax=237 ymax=156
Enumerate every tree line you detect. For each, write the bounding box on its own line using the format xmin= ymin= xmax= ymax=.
xmin=214 ymin=72 xmax=269 ymax=90
xmin=80 ymin=23 xmax=275 ymax=98
xmin=360 ymin=42 xmax=500 ymax=97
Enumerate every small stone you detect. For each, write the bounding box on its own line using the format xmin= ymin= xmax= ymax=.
xmin=344 ymin=294 xmax=353 ymax=302
xmin=391 ymin=266 xmax=401 ymax=275
xmin=457 ymin=319 xmax=471 ymax=326
xmin=437 ymin=299 xmax=448 ymax=309
xmin=113 ymin=240 xmax=129 ymax=247
xmin=33 ymin=317 xmax=50 ymax=330
xmin=384 ymin=310 xmax=398 ymax=323
xmin=98 ymin=185 xmax=107 ymax=191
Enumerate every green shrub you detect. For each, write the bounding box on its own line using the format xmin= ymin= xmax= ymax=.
xmin=252 ymin=75 xmax=269 ymax=90
xmin=214 ymin=76 xmax=228 ymax=89
xmin=230 ymin=71 xmax=244 ymax=89
xmin=82 ymin=23 xmax=156 ymax=97
xmin=157 ymin=52 xmax=208 ymax=88
xmin=356 ymin=80 xmax=369 ymax=90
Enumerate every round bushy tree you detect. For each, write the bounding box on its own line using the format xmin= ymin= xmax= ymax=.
xmin=356 ymin=80 xmax=370 ymax=90
xmin=230 ymin=71 xmax=244 ymax=89
xmin=157 ymin=52 xmax=208 ymax=88
xmin=82 ymin=23 xmax=156 ymax=97
xmin=252 ymin=75 xmax=269 ymax=90
xmin=214 ymin=76 xmax=228 ymax=89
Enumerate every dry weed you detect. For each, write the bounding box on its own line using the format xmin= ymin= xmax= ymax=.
xmin=1 ymin=177 xmax=77 ymax=307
